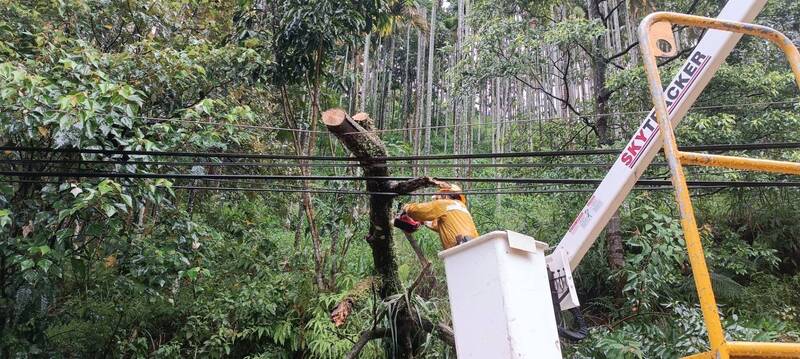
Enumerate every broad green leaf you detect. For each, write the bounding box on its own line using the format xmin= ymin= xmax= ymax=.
xmin=20 ymin=259 xmax=35 ymax=271
xmin=120 ymin=193 xmax=133 ymax=207
xmin=37 ymin=259 xmax=52 ymax=273
xmin=98 ymin=180 xmax=113 ymax=195
xmin=102 ymin=203 xmax=117 ymax=218
xmin=0 ymin=209 xmax=10 ymax=228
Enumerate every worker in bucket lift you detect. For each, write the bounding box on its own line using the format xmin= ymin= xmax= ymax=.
xmin=400 ymin=183 xmax=479 ymax=250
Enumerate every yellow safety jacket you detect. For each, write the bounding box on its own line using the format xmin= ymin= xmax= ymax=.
xmin=403 ymin=199 xmax=479 ymax=250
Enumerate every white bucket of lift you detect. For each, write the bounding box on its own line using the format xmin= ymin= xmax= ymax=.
xmin=438 ymin=230 xmax=562 ymax=358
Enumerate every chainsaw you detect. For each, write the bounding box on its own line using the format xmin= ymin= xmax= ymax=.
xmin=393 ymin=203 xmax=421 ymax=233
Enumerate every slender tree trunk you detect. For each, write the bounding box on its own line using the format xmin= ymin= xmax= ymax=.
xmin=304 ymin=44 xmax=327 ymax=291
xmin=412 ymin=9 xmax=427 ymax=176
xmin=424 ymin=0 xmax=439 ymax=159
xmin=359 ymin=33 xmax=372 ymax=113
xmin=493 ymin=78 xmax=501 ymax=215
xmin=340 ymin=46 xmax=349 ymax=107
xmin=370 ymin=39 xmax=383 ymax=118
xmin=349 ymin=47 xmax=359 ymax=113
xmin=293 ymin=201 xmax=305 ymax=248
xmin=401 ymin=25 xmax=412 ymax=141
xmin=454 ymin=0 xmax=465 ymax=176
xmin=380 ymin=36 xmax=396 ymax=129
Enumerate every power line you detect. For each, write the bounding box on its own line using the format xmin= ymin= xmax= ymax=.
xmin=164 ymin=185 xmax=667 ymax=196
xmin=1 ymin=179 xmax=603 ymax=194
xmin=1 ymin=158 xmax=619 ymax=168
xmin=3 ymin=171 xmax=800 ymax=188
xmin=3 ymin=141 xmax=799 ymax=162
xmin=10 ymin=160 xmax=794 ymax=176
xmin=6 ymin=179 xmax=786 ymax=196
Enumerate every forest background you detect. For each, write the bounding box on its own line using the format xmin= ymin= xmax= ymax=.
xmin=1 ymin=0 xmax=800 ymax=357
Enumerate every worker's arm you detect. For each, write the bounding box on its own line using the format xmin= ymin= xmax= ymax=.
xmin=403 ymin=200 xmax=448 ymax=222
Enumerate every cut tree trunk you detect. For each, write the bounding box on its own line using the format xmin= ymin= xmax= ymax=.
xmin=322 ymin=108 xmax=447 ymax=357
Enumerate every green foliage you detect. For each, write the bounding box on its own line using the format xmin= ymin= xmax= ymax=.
xmin=2 ymin=0 xmax=800 ymax=357
xmin=619 ymin=205 xmax=687 ymax=311
xmin=568 ymin=302 xmax=799 ymax=358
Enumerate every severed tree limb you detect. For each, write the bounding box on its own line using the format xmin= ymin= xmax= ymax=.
xmin=322 ymin=109 xmax=387 ymax=165
xmin=406 ymin=261 xmax=432 ymax=298
xmin=345 ymin=328 xmax=390 ymax=359
xmin=420 ymin=318 xmax=456 ymax=348
xmin=331 ymin=277 xmax=377 ymax=327
xmin=389 ymin=176 xmax=446 ymax=195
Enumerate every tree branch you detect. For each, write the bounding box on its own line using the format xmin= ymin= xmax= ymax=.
xmin=420 ymin=318 xmax=456 ymax=348
xmin=389 ymin=176 xmax=445 ymax=195
xmin=403 ymin=232 xmax=431 ymax=268
xmin=406 ymin=260 xmax=431 ymax=297
xmin=657 ymin=45 xmax=696 ymax=67
xmin=606 ymin=40 xmax=639 ymax=63
xmin=345 ymin=328 xmax=390 ymax=359
xmin=593 ymin=0 xmax=607 ymax=27
xmin=607 ymin=0 xmax=700 ymax=65
xmin=602 ymin=0 xmax=625 ymax=23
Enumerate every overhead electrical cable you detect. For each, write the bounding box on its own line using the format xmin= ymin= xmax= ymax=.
xmin=6 ymin=179 xmax=789 ymax=196
xmin=0 ymin=158 xmax=624 ymax=168
xmin=3 ymin=141 xmax=799 ymax=162
xmin=3 ymin=171 xmax=800 ymax=188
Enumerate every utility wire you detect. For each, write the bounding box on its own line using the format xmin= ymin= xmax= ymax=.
xmin=164 ymin=186 xmax=690 ymax=196
xmin=0 ymin=158 xmax=622 ymax=168
xmin=3 ymin=141 xmax=799 ymax=162
xmin=3 ymin=171 xmax=800 ymax=188
xmin=6 ymin=179 xmax=785 ymax=196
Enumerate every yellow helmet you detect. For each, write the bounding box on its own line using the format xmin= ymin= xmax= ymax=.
xmin=438 ymin=183 xmax=466 ymax=204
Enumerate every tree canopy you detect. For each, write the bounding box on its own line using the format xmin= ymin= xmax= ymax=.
xmin=1 ymin=0 xmax=799 ymax=357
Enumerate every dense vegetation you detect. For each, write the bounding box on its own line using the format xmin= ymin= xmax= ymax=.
xmin=1 ymin=0 xmax=799 ymax=357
